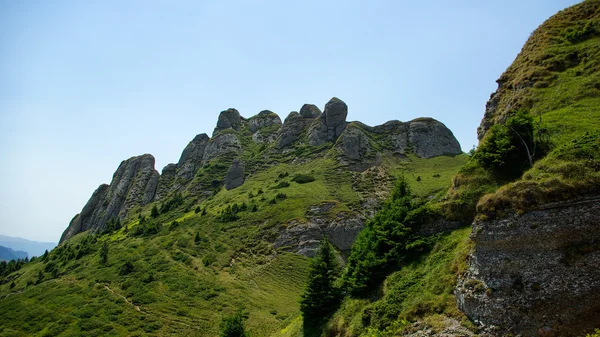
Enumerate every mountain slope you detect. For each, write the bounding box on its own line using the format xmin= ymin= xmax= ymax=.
xmin=313 ymin=1 xmax=600 ymax=336
xmin=0 ymin=235 xmax=56 ymax=258
xmin=0 ymin=98 xmax=465 ymax=336
xmin=0 ymin=246 xmax=28 ymax=261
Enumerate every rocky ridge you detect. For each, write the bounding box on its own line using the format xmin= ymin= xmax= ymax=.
xmin=60 ymin=97 xmax=461 ymax=244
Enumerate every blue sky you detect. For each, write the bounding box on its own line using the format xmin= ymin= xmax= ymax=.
xmin=0 ymin=0 xmax=582 ymax=242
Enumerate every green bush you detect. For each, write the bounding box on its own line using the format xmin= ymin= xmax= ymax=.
xmin=119 ymin=261 xmax=134 ymax=276
xmin=219 ymin=311 xmax=248 ymax=337
xmin=292 ymin=174 xmax=316 ymax=184
xmin=474 ymin=110 xmax=543 ymax=179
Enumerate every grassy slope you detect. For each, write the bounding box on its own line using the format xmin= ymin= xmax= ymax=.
xmin=303 ymin=3 xmax=600 ymax=336
xmin=281 ymin=228 xmax=474 ymax=337
xmin=441 ymin=0 xmax=600 ymax=221
xmin=0 ymin=150 xmax=465 ymax=336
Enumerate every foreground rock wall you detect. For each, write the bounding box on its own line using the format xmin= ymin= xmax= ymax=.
xmin=456 ymin=196 xmax=600 ymax=336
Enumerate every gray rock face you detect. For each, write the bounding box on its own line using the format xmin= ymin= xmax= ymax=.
xmin=177 ymin=133 xmax=210 ymax=180
xmin=155 ymin=163 xmax=177 ymax=200
xmin=213 ymin=108 xmax=242 ymax=135
xmin=60 ymin=154 xmax=159 ymax=243
xmin=324 ymin=97 xmax=348 ymax=140
xmin=278 ymin=111 xmax=315 ymax=148
xmin=308 ymin=97 xmax=348 ymax=145
xmin=408 ymin=118 xmax=462 ymax=158
xmin=335 ymin=123 xmax=380 ymax=171
xmin=274 ymin=202 xmax=366 ymax=257
xmin=248 ymin=110 xmax=282 ymax=144
xmin=59 ymin=184 xmax=109 ymax=243
xmin=336 ymin=123 xmax=372 ymax=161
xmin=374 ymin=121 xmax=410 ymax=155
xmin=456 ymin=196 xmax=600 ymax=336
xmin=248 ymin=110 xmax=282 ymax=133
xmin=299 ymin=104 xmax=321 ymax=118
xmin=224 ymin=159 xmax=245 ymax=190
xmin=202 ymin=132 xmax=242 ymax=163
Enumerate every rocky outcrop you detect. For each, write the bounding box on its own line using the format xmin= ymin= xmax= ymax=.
xmin=335 ymin=118 xmax=461 ymax=171
xmin=60 ymin=154 xmax=159 ymax=243
xmin=249 ymin=110 xmax=281 ymax=144
xmin=408 ymin=118 xmax=462 ymax=158
xmin=248 ymin=110 xmax=281 ymax=133
xmin=155 ymin=163 xmax=177 ymax=200
xmin=224 ymin=159 xmax=245 ymax=190
xmin=59 ymin=184 xmax=110 ymax=244
xmin=308 ymin=97 xmax=348 ymax=146
xmin=335 ymin=123 xmax=379 ymax=171
xmin=299 ymin=104 xmax=321 ymax=118
xmin=278 ymin=110 xmax=317 ymax=148
xmin=202 ymin=132 xmax=242 ymax=162
xmin=274 ymin=202 xmax=366 ymax=257
xmin=456 ymin=196 xmax=600 ymax=336
xmin=60 ymin=97 xmax=463 ymax=244
xmin=213 ymin=108 xmax=242 ymax=136
xmin=177 ymin=134 xmax=210 ymax=180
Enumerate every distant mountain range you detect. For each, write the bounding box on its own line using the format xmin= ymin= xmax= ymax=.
xmin=0 ymin=235 xmax=56 ymax=258
xmin=0 ymin=246 xmax=28 ymax=261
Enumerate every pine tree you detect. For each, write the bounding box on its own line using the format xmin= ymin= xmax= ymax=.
xmin=99 ymin=242 xmax=109 ymax=265
xmin=219 ymin=310 xmax=248 ymax=337
xmin=151 ymin=205 xmax=160 ymax=218
xmin=300 ymin=237 xmax=341 ymax=332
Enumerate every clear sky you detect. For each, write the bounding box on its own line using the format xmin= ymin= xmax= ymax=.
xmin=0 ymin=0 xmax=582 ymax=242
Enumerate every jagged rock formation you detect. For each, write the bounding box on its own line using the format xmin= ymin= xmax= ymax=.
xmin=278 ymin=107 xmax=320 ymax=148
xmin=60 ymin=97 xmax=461 ymax=244
xmin=60 ymin=154 xmax=159 ymax=243
xmin=202 ymin=132 xmax=242 ymax=162
xmin=307 ymin=97 xmax=348 ymax=146
xmin=249 ymin=110 xmax=282 ymax=144
xmin=456 ymin=196 xmax=600 ymax=336
xmin=214 ymin=108 xmax=242 ymax=135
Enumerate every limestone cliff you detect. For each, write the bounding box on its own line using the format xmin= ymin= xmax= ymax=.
xmin=456 ymin=196 xmax=600 ymax=335
xmin=60 ymin=154 xmax=159 ymax=243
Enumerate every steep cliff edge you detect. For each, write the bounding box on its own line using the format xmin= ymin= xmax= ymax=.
xmin=60 ymin=154 xmax=158 ymax=243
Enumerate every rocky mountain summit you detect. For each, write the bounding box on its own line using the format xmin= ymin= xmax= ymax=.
xmin=60 ymin=97 xmax=461 ymax=244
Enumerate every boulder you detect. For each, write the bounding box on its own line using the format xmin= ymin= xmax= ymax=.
xmin=224 ymin=159 xmax=245 ymax=190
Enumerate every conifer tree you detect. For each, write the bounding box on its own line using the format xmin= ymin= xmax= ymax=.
xmin=300 ymin=237 xmax=341 ymax=332
xmin=99 ymin=242 xmax=109 ymax=265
